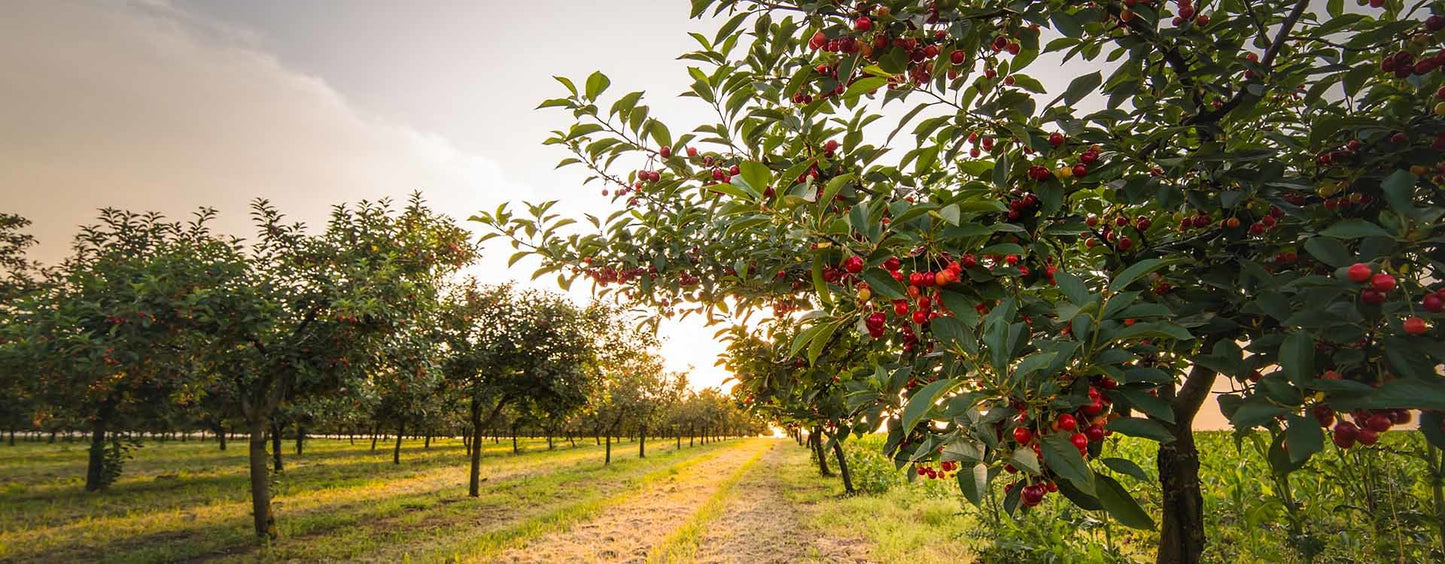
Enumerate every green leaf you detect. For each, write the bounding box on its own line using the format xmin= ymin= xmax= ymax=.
xmin=738 ymin=162 xmax=772 ymax=195
xmin=806 ymin=320 xmax=839 ymax=365
xmin=1054 ymin=270 xmax=1091 ymax=305
xmin=1011 ymin=447 xmax=1042 ymax=474
xmin=1108 ymin=258 xmax=1177 ymax=293
xmin=820 ymin=173 xmax=855 ymax=208
xmin=1284 ymin=415 xmax=1323 ymax=464
xmin=1102 ymin=457 xmax=1148 ymax=481
xmin=1095 ymin=473 xmax=1155 ymax=530
xmin=1229 ymin=398 xmax=1290 ymax=429
xmin=1380 ymin=169 xmax=1415 ymax=216
xmin=1041 ymin=432 xmax=1095 ymax=495
xmin=584 ymin=71 xmax=611 ymax=100
xmin=902 ymin=378 xmax=962 ymax=431
xmin=1063 ymin=71 xmax=1102 ymax=105
xmin=931 ymin=316 xmax=971 ymax=354
xmin=1106 ymin=417 xmax=1175 ymax=443
xmin=1329 ymin=378 xmax=1445 ymax=411
xmin=957 ymin=462 xmax=989 ymax=506
xmin=1320 ymin=219 xmax=1392 ymax=239
xmin=843 ymin=76 xmax=888 ymax=99
xmin=861 ymin=270 xmax=906 ymax=300
xmin=1303 ymin=237 xmax=1352 ymax=268
xmin=1279 ymin=333 xmax=1314 ymax=387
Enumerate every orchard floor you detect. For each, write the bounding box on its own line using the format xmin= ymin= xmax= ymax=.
xmin=0 ymin=436 xmax=977 ymax=563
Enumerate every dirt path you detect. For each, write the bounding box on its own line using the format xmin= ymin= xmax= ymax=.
xmin=692 ymin=443 xmax=871 ymax=564
xmin=493 ymin=439 xmax=771 ymax=564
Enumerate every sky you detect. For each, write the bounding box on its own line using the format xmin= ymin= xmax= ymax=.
xmin=0 ymin=0 xmax=1234 ymax=427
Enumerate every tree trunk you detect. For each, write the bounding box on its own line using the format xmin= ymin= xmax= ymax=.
xmin=7 ymin=429 xmax=14 ymax=446
xmin=247 ymin=419 xmax=276 ymax=539
xmin=810 ymin=427 xmax=832 ymax=477
xmin=690 ymin=426 xmax=694 ymax=447
xmin=393 ymin=420 xmax=405 ymax=465
xmin=1156 ymin=362 xmax=1216 ymax=564
xmin=639 ymin=424 xmax=647 ymax=459
xmin=605 ymin=434 xmax=612 ymax=465
xmin=370 ymin=426 xmax=379 ymax=452
xmin=294 ymin=423 xmax=305 ymax=457
xmin=84 ymin=419 xmax=108 ymax=492
xmin=469 ymin=397 xmax=509 ymax=498
xmin=424 ymin=432 xmax=431 ymax=449
xmin=568 ymin=434 xmax=576 ymax=448
xmin=271 ymin=422 xmax=283 ymax=473
xmin=512 ymin=425 xmax=519 ymax=454
xmin=217 ymin=423 xmax=227 ymax=451
xmin=829 ymin=434 xmax=855 ymax=494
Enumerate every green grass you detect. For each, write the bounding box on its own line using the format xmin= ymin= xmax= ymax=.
xmin=0 ymin=435 xmax=744 ymax=563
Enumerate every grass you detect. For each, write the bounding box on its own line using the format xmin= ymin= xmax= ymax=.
xmin=0 ymin=434 xmax=745 ymax=563
xmin=645 ymin=442 xmax=770 ymax=563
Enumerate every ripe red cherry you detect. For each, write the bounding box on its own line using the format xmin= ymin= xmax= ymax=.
xmin=1085 ymin=424 xmax=1106 ymax=442
xmin=1013 ymin=426 xmax=1033 ymax=444
xmin=1116 ymin=236 xmax=1133 ymax=251
xmin=893 ymin=300 xmax=909 ymax=316
xmin=950 ymin=50 xmax=965 ymax=65
xmin=854 ymin=16 xmax=872 ymax=31
xmin=911 ymin=310 xmax=929 ymax=324
xmin=1080 ymin=151 xmax=1099 ymax=165
xmin=1049 ymin=132 xmax=1064 ymax=147
xmin=1332 ymin=421 xmax=1359 ymax=448
xmin=1404 ymin=316 xmax=1429 ymax=335
xmin=1346 ymin=263 xmax=1372 ymax=283
xmin=1021 ymin=484 xmax=1046 ymax=506
xmin=1357 ymin=428 xmax=1379 ymax=446
xmin=1365 ymin=413 xmax=1393 ymax=432
xmin=1361 ymin=289 xmax=1386 ymax=305
xmin=1429 ymin=15 xmax=1445 ymax=31
xmin=843 ymin=255 xmax=865 ymax=274
xmin=1070 ymin=432 xmax=1089 ymax=450
xmin=1370 ymin=273 xmax=1396 ymax=292
xmin=866 ymin=312 xmax=886 ymax=328
xmin=1056 ymin=413 xmax=1077 ymax=431
xmin=1312 ymin=404 xmax=1335 ymax=427
xmin=883 ymin=256 xmax=901 ymax=271
xmin=659 ymin=146 xmax=671 ymax=158
xmin=1424 ymin=294 xmax=1444 ymax=313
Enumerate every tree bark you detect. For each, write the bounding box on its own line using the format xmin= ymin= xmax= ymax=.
xmin=247 ymin=419 xmax=275 ymax=539
xmin=829 ymin=434 xmax=854 ymax=494
xmin=511 ymin=424 xmax=519 ymax=455
xmin=393 ymin=420 xmax=405 ymax=465
xmin=6 ymin=430 xmax=13 ymax=446
xmin=294 ymin=423 xmax=305 ymax=456
xmin=639 ymin=424 xmax=647 ymax=459
xmin=469 ymin=397 xmax=509 ymax=497
xmin=1156 ymin=362 xmax=1216 ymax=564
xmin=370 ymin=424 xmax=379 ymax=452
xmin=810 ymin=427 xmax=832 ymax=477
xmin=270 ymin=422 xmax=283 ymax=473
xmin=217 ymin=423 xmax=227 ymax=451
xmin=84 ymin=419 xmax=108 ymax=492
xmin=605 ymin=434 xmax=612 ymax=465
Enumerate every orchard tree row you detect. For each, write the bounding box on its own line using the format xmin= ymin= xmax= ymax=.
xmin=0 ymin=201 xmax=763 ymax=540
xmin=480 ymin=0 xmax=1445 ymax=561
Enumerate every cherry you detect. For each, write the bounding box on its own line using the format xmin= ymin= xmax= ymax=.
xmin=1072 ymin=163 xmax=1088 ymax=177
xmin=843 ymin=255 xmax=865 ymax=274
xmin=1370 ymin=273 xmax=1395 ymax=292
xmin=1361 ymin=289 xmax=1386 ymax=305
xmin=1332 ymin=421 xmax=1359 ymax=448
xmin=1312 ymin=404 xmax=1335 ymax=427
xmin=1021 ymin=484 xmax=1046 ymax=506
xmin=659 ymin=146 xmax=671 ymax=158
xmin=893 ymin=299 xmax=909 ymax=316
xmin=1117 ymin=235 xmax=1134 ymax=251
xmin=1365 ymin=413 xmax=1393 ymax=432
xmin=1424 ymin=293 xmax=1444 ymax=313
xmin=911 ymin=310 xmax=929 ymax=324
xmin=1429 ymin=15 xmax=1445 ymax=31
xmin=1013 ymin=426 xmax=1033 ymax=444
xmin=1057 ymin=413 xmax=1077 ymax=431
xmin=1085 ymin=424 xmax=1106 ymax=442
xmin=1347 ymin=263 xmax=1372 ymax=283
xmin=854 ymin=16 xmax=872 ymax=32
xmin=1049 ymin=132 xmax=1064 ymax=147
xmin=1404 ymin=316 xmax=1429 ymax=335
xmin=883 ymin=256 xmax=901 ymax=271
xmin=950 ymin=50 xmax=965 ymax=65
xmin=1357 ymin=428 xmax=1379 ymax=446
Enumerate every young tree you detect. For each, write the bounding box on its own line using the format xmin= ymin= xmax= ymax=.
xmin=481 ymin=1 xmax=1445 ymax=561
xmin=197 ymin=195 xmax=473 ymax=538
xmin=0 ymin=214 xmax=39 ymax=447
xmin=21 ymin=209 xmax=243 ymax=490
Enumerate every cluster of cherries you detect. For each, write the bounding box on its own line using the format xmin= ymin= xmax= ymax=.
xmin=1007 ymin=480 xmax=1059 ymax=507
xmin=915 ymin=459 xmax=960 ymax=480
xmin=1320 ymin=405 xmax=1413 ymax=449
xmin=578 ymin=257 xmax=653 ymax=287
xmin=1084 ymin=213 xmax=1145 ymax=252
xmin=1343 ymin=262 xmax=1431 ymax=335
xmin=997 ymin=382 xmax=1120 ymax=506
xmin=1169 ymin=0 xmax=1211 ymax=27
xmin=1004 ymin=191 xmax=1041 ymax=222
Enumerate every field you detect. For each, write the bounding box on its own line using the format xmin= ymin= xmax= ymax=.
xmin=2 ymin=431 xmax=1441 ymax=563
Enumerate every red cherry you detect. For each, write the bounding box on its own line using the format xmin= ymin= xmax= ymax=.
xmin=1370 ymin=273 xmax=1396 ymax=292
xmin=843 ymin=255 xmax=865 ymax=274
xmin=1332 ymin=422 xmax=1359 ymax=448
xmin=1049 ymin=132 xmax=1064 ymax=147
xmin=911 ymin=310 xmax=929 ymax=324
xmin=1361 ymin=289 xmax=1386 ymax=305
xmin=854 ymin=16 xmax=872 ymax=31
xmin=1021 ymin=484 xmax=1046 ymax=506
xmin=1356 ymin=428 xmax=1379 ymax=446
xmin=1057 ymin=414 xmax=1077 ymax=431
xmin=883 ymin=256 xmax=901 ymax=271
xmin=1347 ymin=263 xmax=1372 ymax=283
xmin=1085 ymin=424 xmax=1106 ymax=442
xmin=950 ymin=50 xmax=965 ymax=65
xmin=1072 ymin=163 xmax=1088 ymax=177
xmin=1366 ymin=413 xmax=1393 ymax=432
xmin=1070 ymin=432 xmax=1089 ymax=450
xmin=1013 ymin=426 xmax=1034 ymax=444
xmin=1116 ymin=236 xmax=1133 ymax=251
xmin=1425 ymin=294 xmax=1444 ymax=313
xmin=1404 ymin=316 xmax=1429 ymax=335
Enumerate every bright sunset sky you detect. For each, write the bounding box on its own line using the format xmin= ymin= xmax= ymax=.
xmin=0 ymin=0 xmax=1235 ymax=427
